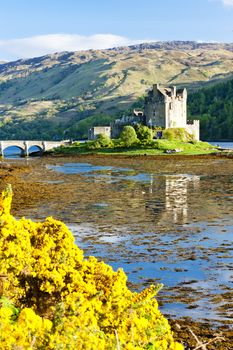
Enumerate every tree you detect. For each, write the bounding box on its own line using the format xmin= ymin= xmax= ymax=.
xmin=188 ymin=77 xmax=233 ymax=140
xmin=119 ymin=126 xmax=139 ymax=147
xmin=87 ymin=133 xmax=113 ymax=149
xmin=135 ymin=124 xmax=153 ymax=142
xmin=96 ymin=133 xmax=113 ymax=147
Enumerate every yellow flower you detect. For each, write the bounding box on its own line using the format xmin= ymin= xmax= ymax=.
xmin=0 ymin=186 xmax=184 ymax=349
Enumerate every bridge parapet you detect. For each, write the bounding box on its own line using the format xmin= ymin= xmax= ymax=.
xmin=0 ymin=140 xmax=66 ymax=157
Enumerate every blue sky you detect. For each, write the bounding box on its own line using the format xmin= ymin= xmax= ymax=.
xmin=0 ymin=0 xmax=232 ymax=61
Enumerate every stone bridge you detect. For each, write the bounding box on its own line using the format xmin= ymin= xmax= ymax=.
xmin=0 ymin=140 xmax=68 ymax=157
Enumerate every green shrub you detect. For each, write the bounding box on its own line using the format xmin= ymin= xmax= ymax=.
xmin=86 ymin=140 xmax=101 ymax=150
xmin=86 ymin=134 xmax=113 ymax=150
xmin=135 ymin=124 xmax=153 ymax=142
xmin=72 ymin=141 xmax=80 ymax=147
xmin=96 ymin=133 xmax=113 ymax=148
xmin=119 ymin=126 xmax=139 ymax=147
xmin=163 ymin=128 xmax=194 ymax=142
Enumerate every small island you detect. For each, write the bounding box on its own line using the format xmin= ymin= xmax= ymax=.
xmin=52 ymin=84 xmax=218 ymax=157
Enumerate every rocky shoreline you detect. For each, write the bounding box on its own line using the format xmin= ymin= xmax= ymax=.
xmin=169 ymin=319 xmax=232 ymax=350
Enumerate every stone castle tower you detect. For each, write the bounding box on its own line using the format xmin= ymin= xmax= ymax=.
xmin=144 ymin=84 xmax=199 ymax=140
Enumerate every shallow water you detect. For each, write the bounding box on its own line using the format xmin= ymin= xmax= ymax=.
xmin=15 ymin=156 xmax=233 ymax=326
xmin=209 ymin=142 xmax=233 ymax=149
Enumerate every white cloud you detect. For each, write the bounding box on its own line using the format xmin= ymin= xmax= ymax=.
xmin=208 ymin=0 xmax=233 ymax=6
xmin=0 ymin=33 xmax=150 ymax=61
xmin=223 ymin=0 xmax=233 ymax=6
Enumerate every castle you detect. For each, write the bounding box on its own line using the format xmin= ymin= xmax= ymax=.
xmin=144 ymin=84 xmax=199 ymax=140
xmin=90 ymin=84 xmax=200 ymax=141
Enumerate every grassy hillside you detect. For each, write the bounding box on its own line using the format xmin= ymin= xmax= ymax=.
xmin=188 ymin=77 xmax=233 ymax=141
xmin=0 ymin=41 xmax=233 ymax=140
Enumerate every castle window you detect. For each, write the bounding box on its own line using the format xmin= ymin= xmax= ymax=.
xmin=169 ymin=103 xmax=173 ymax=110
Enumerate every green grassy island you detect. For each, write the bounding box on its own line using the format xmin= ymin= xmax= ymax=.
xmin=52 ymin=127 xmax=218 ymax=157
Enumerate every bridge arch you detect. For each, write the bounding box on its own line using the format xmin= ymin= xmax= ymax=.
xmin=2 ymin=145 xmax=25 ymax=157
xmin=28 ymin=145 xmax=43 ymax=156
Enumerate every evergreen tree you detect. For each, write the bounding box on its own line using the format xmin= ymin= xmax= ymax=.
xmin=188 ymin=78 xmax=233 ymax=140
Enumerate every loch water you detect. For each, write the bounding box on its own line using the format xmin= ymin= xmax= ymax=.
xmin=209 ymin=142 xmax=233 ymax=149
xmin=10 ymin=155 xmax=233 ymax=326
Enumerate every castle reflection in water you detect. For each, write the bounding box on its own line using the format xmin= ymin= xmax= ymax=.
xmin=145 ymin=174 xmax=200 ymax=226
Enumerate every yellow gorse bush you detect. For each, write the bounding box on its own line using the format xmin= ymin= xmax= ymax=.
xmin=0 ymin=185 xmax=184 ymax=350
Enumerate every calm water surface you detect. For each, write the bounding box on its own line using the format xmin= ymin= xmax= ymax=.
xmin=209 ymin=141 xmax=233 ymax=149
xmin=3 ymin=145 xmax=42 ymax=158
xmin=45 ymin=159 xmax=233 ymax=322
xmin=15 ymin=156 xmax=233 ymax=326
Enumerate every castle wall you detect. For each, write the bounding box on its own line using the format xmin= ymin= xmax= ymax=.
xmin=166 ymin=94 xmax=187 ymax=128
xmin=185 ymin=120 xmax=200 ymax=141
xmin=144 ymin=84 xmax=199 ymax=140
xmin=88 ymin=126 xmax=111 ymax=140
xmin=111 ymin=114 xmax=144 ymax=138
xmin=111 ymin=123 xmax=124 ymax=138
xmin=144 ymin=85 xmax=188 ymax=129
xmin=144 ymin=89 xmax=166 ymax=127
xmin=145 ymin=101 xmax=166 ymax=127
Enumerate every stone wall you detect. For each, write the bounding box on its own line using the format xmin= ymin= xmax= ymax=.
xmin=111 ymin=114 xmax=144 ymax=138
xmin=88 ymin=126 xmax=111 ymax=140
xmin=166 ymin=90 xmax=187 ymax=128
xmin=144 ymin=84 xmax=187 ymax=129
xmin=186 ymin=120 xmax=200 ymax=141
xmin=144 ymin=86 xmax=166 ymax=127
xmin=144 ymin=84 xmax=200 ymax=140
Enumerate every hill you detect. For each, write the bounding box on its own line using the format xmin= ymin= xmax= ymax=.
xmin=0 ymin=41 xmax=233 ymax=140
xmin=188 ymin=77 xmax=233 ymax=141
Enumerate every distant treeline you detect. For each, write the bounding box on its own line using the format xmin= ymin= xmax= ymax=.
xmin=188 ymin=78 xmax=233 ymax=141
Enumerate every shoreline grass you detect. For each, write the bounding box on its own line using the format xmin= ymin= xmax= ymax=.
xmin=51 ymin=140 xmax=220 ymax=157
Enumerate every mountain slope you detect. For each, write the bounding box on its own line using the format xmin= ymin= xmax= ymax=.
xmin=0 ymin=41 xmax=233 ymax=140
